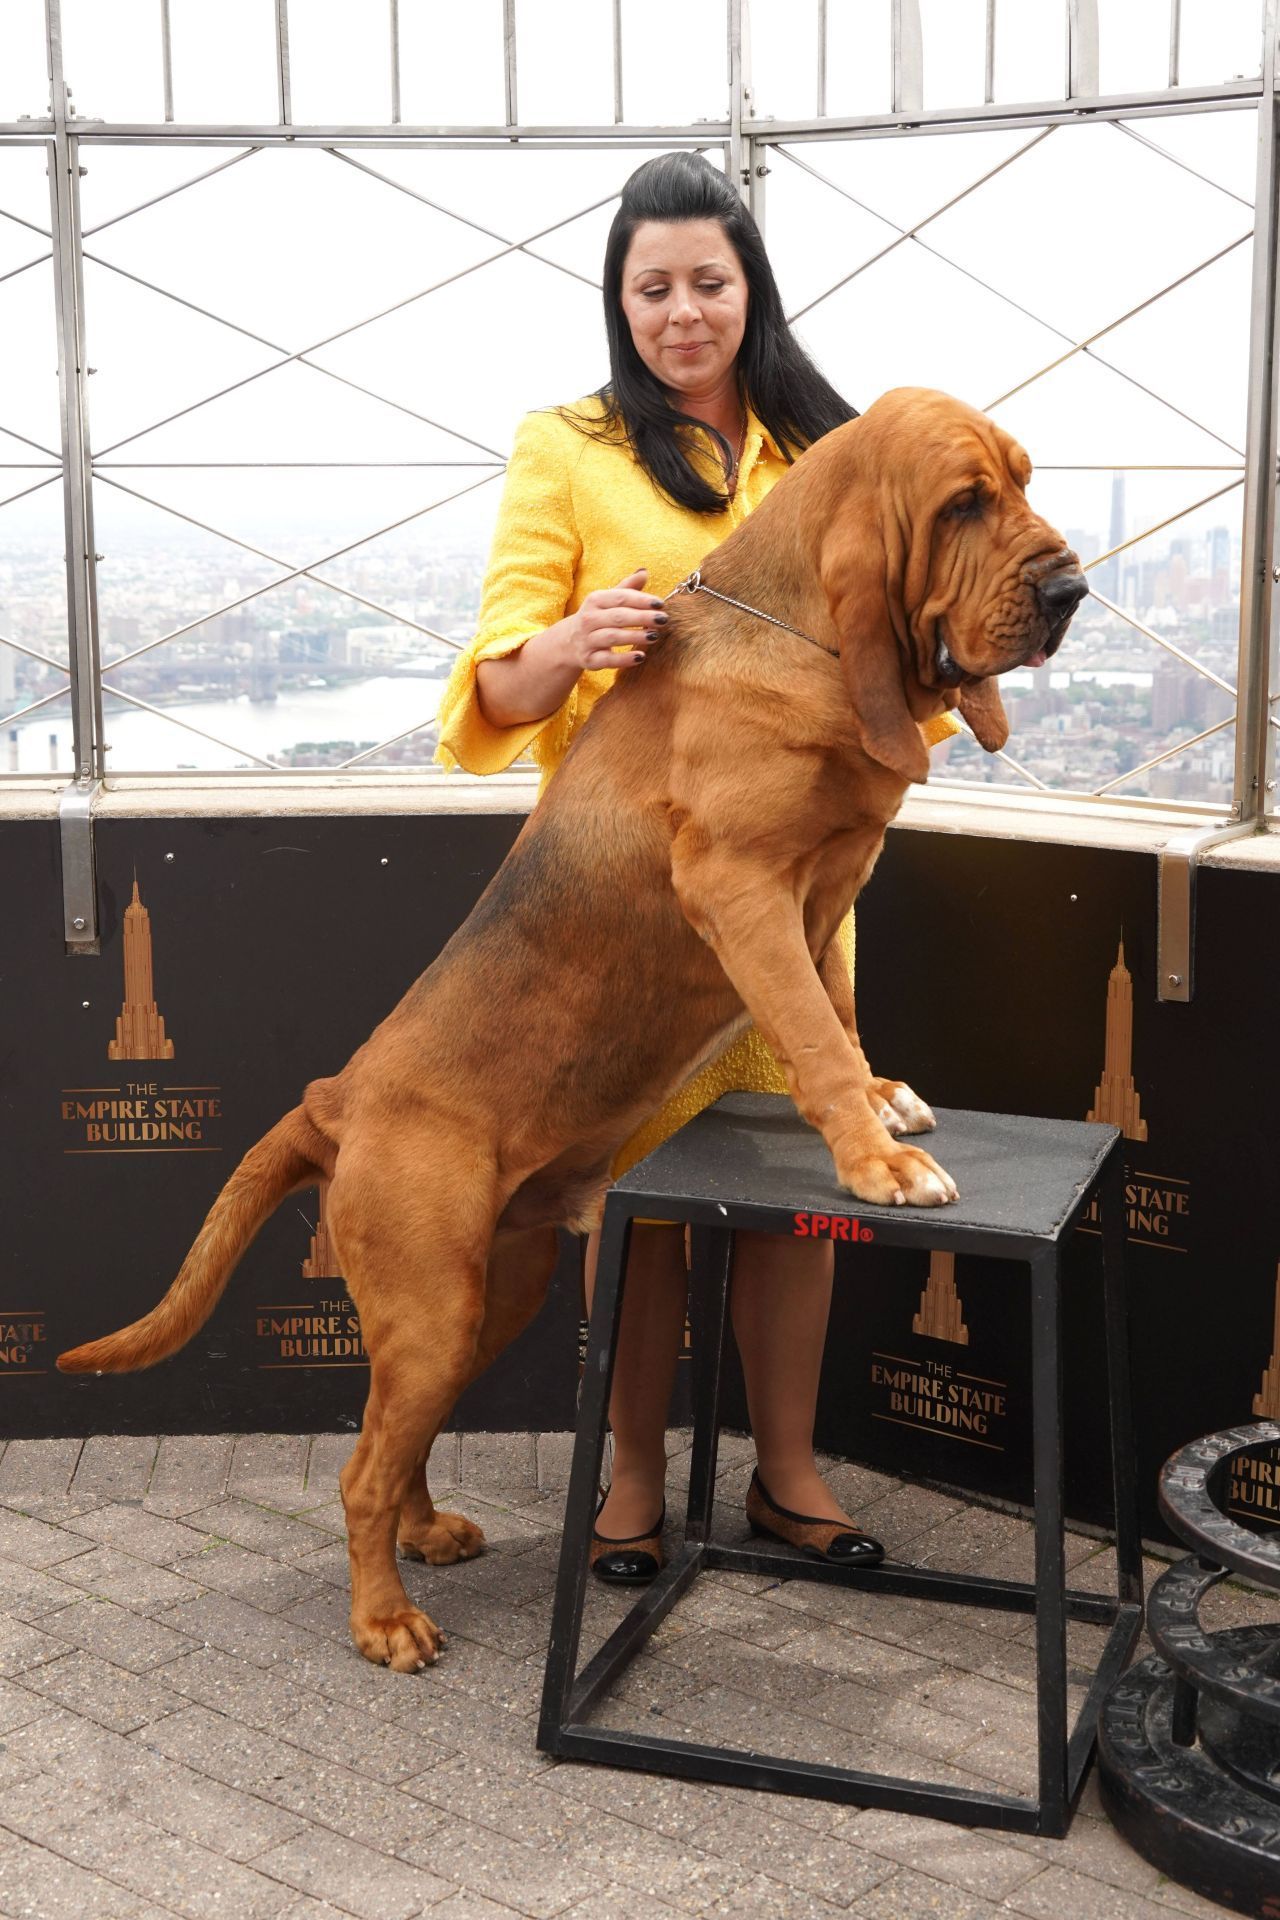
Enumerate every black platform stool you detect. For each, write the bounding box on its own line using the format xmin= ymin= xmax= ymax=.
xmin=538 ymin=1093 xmax=1143 ymax=1838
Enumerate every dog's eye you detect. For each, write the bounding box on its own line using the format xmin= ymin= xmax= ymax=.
xmin=948 ymin=490 xmax=981 ymax=519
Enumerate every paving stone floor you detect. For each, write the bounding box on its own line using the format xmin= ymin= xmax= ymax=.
xmin=0 ymin=1429 xmax=1274 ymax=1920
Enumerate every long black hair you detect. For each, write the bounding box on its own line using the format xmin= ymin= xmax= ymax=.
xmin=564 ymin=151 xmax=857 ymax=515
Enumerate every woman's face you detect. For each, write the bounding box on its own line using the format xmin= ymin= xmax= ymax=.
xmin=619 ymin=218 xmax=749 ymax=400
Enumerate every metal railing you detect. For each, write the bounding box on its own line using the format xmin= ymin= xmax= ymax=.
xmin=1 ymin=0 xmax=1277 ymax=883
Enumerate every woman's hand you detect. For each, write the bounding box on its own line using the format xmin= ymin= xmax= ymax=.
xmin=559 ymin=567 xmax=668 ymax=672
xmin=474 ymin=568 xmax=667 ymax=728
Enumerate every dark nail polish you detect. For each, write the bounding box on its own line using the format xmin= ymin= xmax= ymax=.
xmin=649 ymin=597 xmax=664 ymax=608
xmin=654 ymin=611 xmax=669 ymax=623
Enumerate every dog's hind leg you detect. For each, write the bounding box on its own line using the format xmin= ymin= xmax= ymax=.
xmin=397 ymin=1223 xmax=559 ymax=1566
xmin=329 ymin=1160 xmax=494 ymax=1672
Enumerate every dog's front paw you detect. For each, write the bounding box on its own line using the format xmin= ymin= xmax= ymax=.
xmin=350 ymin=1605 xmax=445 ymax=1672
xmin=868 ymin=1078 xmax=936 ymax=1136
xmin=838 ymin=1144 xmax=958 ymax=1208
xmin=398 ymin=1509 xmax=485 ymax=1565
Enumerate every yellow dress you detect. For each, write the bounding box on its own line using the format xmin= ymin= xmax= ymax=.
xmin=435 ymin=396 xmax=959 ymax=1177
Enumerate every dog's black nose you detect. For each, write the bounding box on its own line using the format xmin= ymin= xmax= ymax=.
xmin=1036 ymin=567 xmax=1089 ymax=620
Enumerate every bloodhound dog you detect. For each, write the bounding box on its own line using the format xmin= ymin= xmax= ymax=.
xmin=59 ymin=387 xmax=1087 ymax=1673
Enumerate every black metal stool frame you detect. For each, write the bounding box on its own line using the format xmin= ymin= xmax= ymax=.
xmin=538 ymin=1112 xmax=1142 ymax=1839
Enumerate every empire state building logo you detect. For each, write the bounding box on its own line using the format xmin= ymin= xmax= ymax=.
xmin=1254 ymin=1267 xmax=1280 ymax=1421
xmin=914 ymin=1250 xmax=969 ymax=1344
xmin=1087 ymin=938 xmax=1147 ymax=1140
xmin=107 ymin=876 xmax=176 ymax=1061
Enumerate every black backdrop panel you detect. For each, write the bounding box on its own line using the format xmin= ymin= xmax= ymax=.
xmin=3 ymin=809 xmax=1278 ymax=1543
xmin=1 ymin=812 xmax=580 ymax=1439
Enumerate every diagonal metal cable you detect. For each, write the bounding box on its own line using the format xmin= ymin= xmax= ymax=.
xmin=336 ymin=713 xmax=441 ymax=770
xmin=984 ymin=232 xmax=1252 ymax=428
xmin=0 ymin=628 xmax=70 ymax=674
xmin=0 ymin=244 xmax=52 ymax=289
xmin=92 ymin=185 xmax=633 ymax=461
xmin=327 ymin=148 xmax=608 ymax=294
xmin=0 ymin=152 xmax=261 ymax=289
xmin=0 ymin=421 xmax=62 ymax=462
xmin=96 ymin=472 xmax=470 ymax=652
xmin=1091 ymin=710 xmax=1236 ymax=797
xmin=783 ymin=128 xmax=1058 ymax=325
xmin=82 ymin=250 xmax=509 ymax=463
xmin=1113 ymin=119 xmax=1253 ymax=210
xmin=1082 ymin=475 xmax=1244 ymax=582
xmin=1084 ymin=587 xmax=1240 ymax=701
xmin=96 ymin=681 xmax=278 ymax=770
xmin=81 ymin=148 xmax=264 ymax=239
xmin=974 ymin=740 xmax=1050 ymax=790
xmin=99 ymin=471 xmax=502 ymax=675
xmin=0 ymin=681 xmax=70 ymax=732
xmin=777 ymin=143 xmax=1249 ymax=460
xmin=0 ymin=472 xmax=62 ymax=511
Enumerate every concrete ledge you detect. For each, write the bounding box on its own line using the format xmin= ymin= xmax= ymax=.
xmin=3 ymin=770 xmax=1277 ymax=867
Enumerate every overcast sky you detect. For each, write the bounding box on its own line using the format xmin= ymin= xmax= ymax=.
xmin=0 ymin=0 xmax=1267 ymax=584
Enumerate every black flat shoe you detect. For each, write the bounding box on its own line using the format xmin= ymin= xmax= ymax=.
xmin=746 ymin=1469 xmax=884 ymax=1568
xmin=589 ymin=1496 xmax=666 ymax=1586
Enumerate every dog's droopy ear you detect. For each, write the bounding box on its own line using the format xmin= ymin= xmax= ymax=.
xmin=957 ymin=677 xmax=1010 ymax=753
xmin=823 ymin=543 xmax=930 ymax=785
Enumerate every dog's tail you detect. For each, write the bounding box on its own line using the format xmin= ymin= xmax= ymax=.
xmin=57 ymin=1105 xmax=326 ymax=1375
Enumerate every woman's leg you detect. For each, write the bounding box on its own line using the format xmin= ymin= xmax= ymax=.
xmin=584 ymin=1221 xmax=689 ymax=1539
xmin=730 ymin=1232 xmax=856 ymax=1525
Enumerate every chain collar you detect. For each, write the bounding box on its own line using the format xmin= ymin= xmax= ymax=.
xmin=666 ymin=569 xmax=836 ymax=658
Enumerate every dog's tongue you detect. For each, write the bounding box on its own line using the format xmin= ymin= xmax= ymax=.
xmin=1026 ymin=648 xmax=1049 ymax=668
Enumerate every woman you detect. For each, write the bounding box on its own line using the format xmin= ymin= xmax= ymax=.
xmin=436 ymin=152 xmax=957 ymax=1583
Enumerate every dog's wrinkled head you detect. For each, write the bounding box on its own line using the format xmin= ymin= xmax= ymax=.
xmin=818 ymin=387 xmax=1087 ymax=784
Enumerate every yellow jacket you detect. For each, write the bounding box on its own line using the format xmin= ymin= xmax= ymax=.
xmin=435 ymin=397 xmax=958 ymax=1173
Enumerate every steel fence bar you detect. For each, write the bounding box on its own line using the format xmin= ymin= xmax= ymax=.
xmin=100 ymin=472 xmax=503 ymax=674
xmin=729 ymin=0 xmax=748 ymax=201
xmin=985 ymin=0 xmax=996 ymax=105
xmin=1069 ymin=0 xmax=1100 ymax=101
xmin=46 ymin=2 xmax=103 ymax=786
xmin=750 ymin=81 xmax=1261 ymax=140
xmin=390 ymin=0 xmax=401 ymax=126
xmin=94 ymin=460 xmax=502 ymax=467
xmin=1086 ymin=591 xmax=1240 ymax=699
xmin=1113 ymin=119 xmax=1252 ymax=209
xmin=504 ymin=0 xmax=518 ymax=129
xmin=275 ymin=0 xmax=292 ymax=126
xmin=160 ymin=0 xmax=175 ymax=122
xmin=1233 ymin=7 xmax=1280 ymax=820
xmin=4 ymin=89 xmax=1264 ymax=148
xmin=51 ymin=125 xmax=732 ymax=145
xmin=892 ymin=0 xmax=924 ymax=116
xmin=612 ymin=0 xmax=623 ymax=124
xmin=817 ymin=0 xmax=828 ymax=120
xmin=94 ymin=471 xmax=473 ymax=650
xmin=1093 ymin=713 xmax=1236 ymax=796
xmin=1169 ymin=0 xmax=1182 ymax=91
